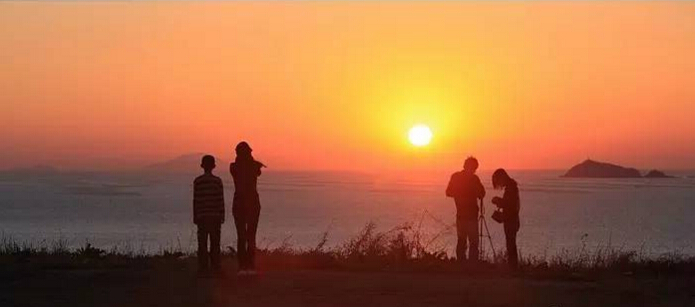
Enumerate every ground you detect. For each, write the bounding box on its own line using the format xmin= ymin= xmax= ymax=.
xmin=1 ymin=260 xmax=693 ymax=307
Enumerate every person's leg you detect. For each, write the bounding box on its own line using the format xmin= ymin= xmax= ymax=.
xmin=456 ymin=217 xmax=467 ymax=262
xmin=197 ymin=224 xmax=210 ymax=272
xmin=504 ymin=224 xmax=519 ymax=269
xmin=246 ymin=205 xmax=261 ymax=270
xmin=467 ymin=219 xmax=479 ymax=262
xmin=210 ymin=222 xmax=222 ymax=272
xmin=233 ymin=209 xmax=248 ymax=270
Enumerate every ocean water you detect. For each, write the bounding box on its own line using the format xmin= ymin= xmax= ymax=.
xmin=1 ymin=170 xmax=694 ymax=257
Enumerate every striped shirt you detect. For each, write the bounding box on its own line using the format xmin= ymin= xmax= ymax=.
xmin=193 ymin=173 xmax=225 ymax=224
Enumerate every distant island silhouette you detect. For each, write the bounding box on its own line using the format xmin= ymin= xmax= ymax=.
xmin=145 ymin=153 xmax=228 ymax=174
xmin=0 ymin=164 xmax=61 ymax=176
xmin=644 ymin=169 xmax=673 ymax=178
xmin=563 ymin=159 xmax=672 ymax=178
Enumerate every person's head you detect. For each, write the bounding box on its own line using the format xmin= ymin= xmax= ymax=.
xmin=463 ymin=156 xmax=479 ymax=173
xmin=492 ymin=168 xmax=511 ymax=189
xmin=235 ymin=141 xmax=253 ymax=157
xmin=201 ymin=155 xmax=216 ymax=172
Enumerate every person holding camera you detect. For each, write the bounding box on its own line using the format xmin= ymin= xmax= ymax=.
xmin=491 ymin=168 xmax=520 ymax=270
xmin=230 ymin=141 xmax=265 ymax=276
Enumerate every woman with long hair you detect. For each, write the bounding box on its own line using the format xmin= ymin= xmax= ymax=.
xmin=491 ymin=168 xmax=520 ymax=270
xmin=230 ymin=141 xmax=265 ymax=275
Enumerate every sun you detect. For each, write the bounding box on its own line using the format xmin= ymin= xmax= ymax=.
xmin=408 ymin=124 xmax=433 ymax=147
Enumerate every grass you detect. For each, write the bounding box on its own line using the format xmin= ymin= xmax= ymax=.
xmin=2 ymin=223 xmax=694 ymax=278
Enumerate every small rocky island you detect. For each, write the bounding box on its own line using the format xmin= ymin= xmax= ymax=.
xmin=644 ymin=169 xmax=673 ymax=178
xmin=563 ymin=159 xmax=672 ymax=178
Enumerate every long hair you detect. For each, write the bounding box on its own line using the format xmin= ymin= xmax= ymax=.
xmin=492 ymin=168 xmax=509 ymax=189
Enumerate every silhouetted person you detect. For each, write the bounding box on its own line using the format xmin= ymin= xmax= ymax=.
xmin=446 ymin=157 xmax=486 ymax=263
xmin=193 ymin=155 xmax=225 ymax=277
xmin=230 ymin=141 xmax=265 ymax=276
xmin=491 ymin=168 xmax=520 ymax=270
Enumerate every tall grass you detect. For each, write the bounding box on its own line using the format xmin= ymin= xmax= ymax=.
xmin=253 ymin=222 xmax=695 ymax=275
xmin=2 ymin=224 xmax=694 ymax=276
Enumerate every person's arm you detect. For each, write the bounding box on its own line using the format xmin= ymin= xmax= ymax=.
xmin=192 ymin=179 xmax=199 ymax=225
xmin=256 ymin=161 xmax=263 ymax=177
xmin=504 ymin=183 xmax=520 ymax=212
xmin=218 ymin=178 xmax=225 ymax=224
xmin=494 ymin=184 xmax=518 ymax=210
xmin=492 ymin=188 xmax=508 ymax=209
xmin=476 ymin=176 xmax=486 ymax=199
xmin=445 ymin=174 xmax=456 ymax=197
xmin=492 ymin=196 xmax=507 ymax=209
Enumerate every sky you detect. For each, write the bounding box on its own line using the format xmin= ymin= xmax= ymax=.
xmin=1 ymin=2 xmax=694 ymax=172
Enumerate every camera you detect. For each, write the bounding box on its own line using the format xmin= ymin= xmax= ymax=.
xmin=491 ymin=209 xmax=505 ymax=224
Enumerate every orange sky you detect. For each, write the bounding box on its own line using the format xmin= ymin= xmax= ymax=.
xmin=1 ymin=2 xmax=694 ymax=172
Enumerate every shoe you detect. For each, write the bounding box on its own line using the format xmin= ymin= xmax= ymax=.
xmin=237 ymin=270 xmax=248 ymax=277
xmin=246 ymin=269 xmax=258 ymax=276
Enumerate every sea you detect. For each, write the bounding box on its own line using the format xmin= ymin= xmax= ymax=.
xmin=1 ymin=169 xmax=694 ymax=258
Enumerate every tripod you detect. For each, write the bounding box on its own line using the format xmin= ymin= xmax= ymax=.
xmin=478 ymin=198 xmax=496 ymax=261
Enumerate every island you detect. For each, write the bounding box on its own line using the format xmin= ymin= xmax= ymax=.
xmin=644 ymin=170 xmax=673 ymax=178
xmin=563 ymin=160 xmax=676 ymax=178
xmin=563 ymin=159 xmax=642 ymax=178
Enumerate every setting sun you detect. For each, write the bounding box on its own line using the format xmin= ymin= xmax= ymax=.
xmin=408 ymin=125 xmax=433 ymax=147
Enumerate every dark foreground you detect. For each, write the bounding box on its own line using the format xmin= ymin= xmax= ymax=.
xmin=2 ymin=260 xmax=693 ymax=307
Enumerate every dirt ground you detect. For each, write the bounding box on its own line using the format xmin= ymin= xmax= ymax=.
xmin=1 ymin=263 xmax=693 ymax=307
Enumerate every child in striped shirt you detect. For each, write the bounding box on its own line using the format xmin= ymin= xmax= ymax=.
xmin=193 ymin=155 xmax=225 ymax=277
